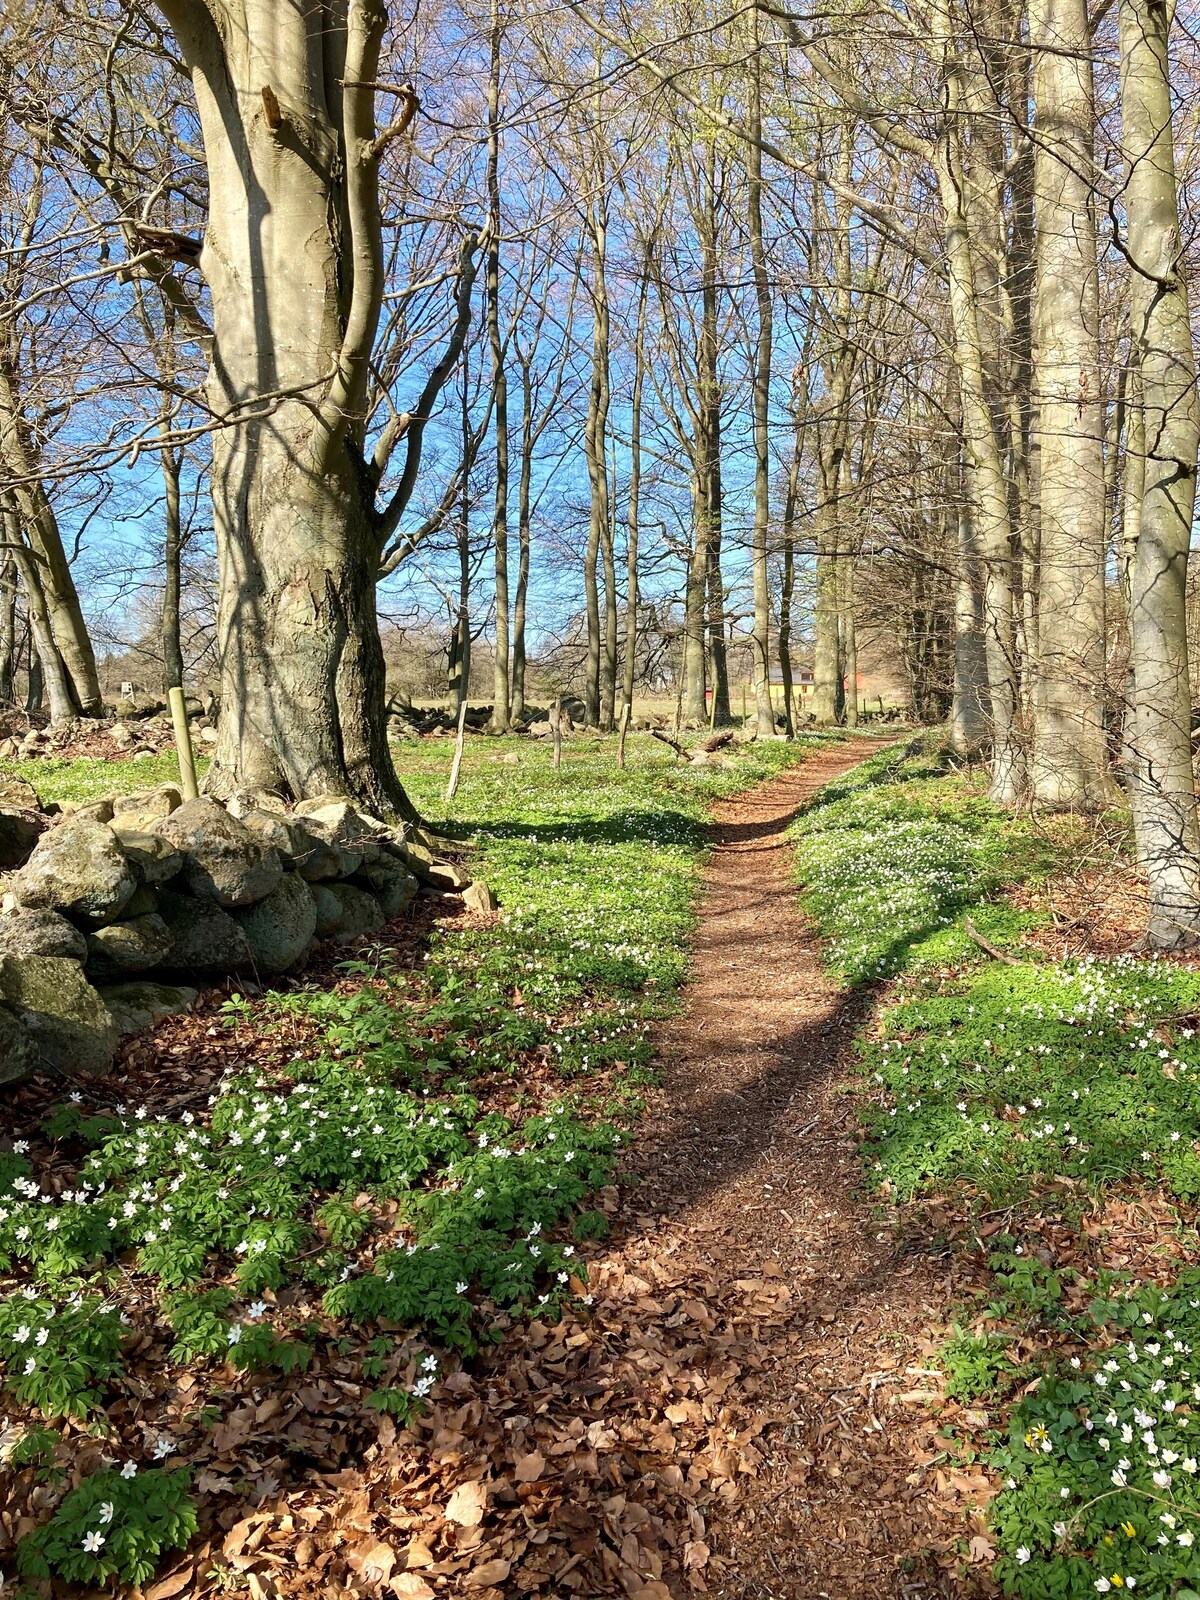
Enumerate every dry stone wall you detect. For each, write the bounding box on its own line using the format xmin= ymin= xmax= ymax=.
xmin=0 ymin=785 xmax=473 ymax=1088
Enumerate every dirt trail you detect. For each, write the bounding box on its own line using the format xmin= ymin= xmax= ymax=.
xmin=617 ymin=739 xmax=969 ymax=1599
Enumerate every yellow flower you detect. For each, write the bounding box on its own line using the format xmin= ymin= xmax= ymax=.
xmin=1112 ymin=1577 xmax=1125 ymax=1588
xmin=1104 ymin=1534 xmax=1114 ymax=1545
xmin=1121 ymin=1522 xmax=1137 ymax=1538
xmin=1024 ymin=1424 xmax=1049 ymax=1449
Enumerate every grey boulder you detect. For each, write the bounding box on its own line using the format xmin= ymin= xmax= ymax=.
xmin=0 ymin=1004 xmax=39 ymax=1086
xmin=110 ymin=828 xmax=184 ymax=885
xmin=323 ymin=883 xmax=384 ymax=942
xmin=232 ymin=872 xmax=316 ymax=974
xmin=294 ymin=800 xmax=387 ymax=876
xmin=111 ymin=785 xmax=182 ymax=824
xmin=11 ymin=817 xmax=137 ymax=926
xmin=151 ymin=799 xmax=282 ymax=907
xmin=225 ymin=788 xmax=288 ymax=819
xmin=0 ymin=806 xmax=45 ymax=871
xmin=157 ymin=889 xmax=251 ymax=971
xmin=310 ymin=884 xmax=345 ymax=938
xmin=239 ymin=810 xmax=341 ymax=881
xmin=354 ymin=857 xmax=419 ymax=917
xmin=100 ymin=980 xmax=198 ymax=1037
xmin=86 ymin=914 xmax=174 ymax=980
xmin=0 ymin=907 xmax=88 ymax=961
xmin=0 ymin=955 xmax=118 ymax=1076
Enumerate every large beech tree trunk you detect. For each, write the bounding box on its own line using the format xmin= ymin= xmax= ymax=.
xmin=157 ymin=0 xmax=420 ymax=817
xmin=1119 ymin=0 xmax=1200 ymax=945
xmin=1028 ymin=0 xmax=1113 ymax=807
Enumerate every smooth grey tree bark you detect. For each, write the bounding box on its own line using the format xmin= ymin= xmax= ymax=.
xmin=1119 ymin=0 xmax=1200 ymax=944
xmin=155 ymin=0 xmax=478 ymax=816
xmin=1028 ymin=0 xmax=1113 ymax=807
xmin=932 ymin=2 xmax=1024 ymax=803
xmin=486 ymin=0 xmax=510 ymax=733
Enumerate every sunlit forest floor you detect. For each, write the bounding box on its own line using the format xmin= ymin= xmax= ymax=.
xmin=3 ymin=730 xmax=1197 ymax=1599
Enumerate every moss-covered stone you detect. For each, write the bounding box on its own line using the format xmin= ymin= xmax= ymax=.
xmin=0 ymin=955 xmax=118 ymax=1076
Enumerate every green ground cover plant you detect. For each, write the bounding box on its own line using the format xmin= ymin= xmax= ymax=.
xmin=0 ymin=731 xmax=822 ymax=1589
xmin=790 ymin=741 xmax=1053 ymax=983
xmin=795 ymin=745 xmax=1200 ymax=1598
xmin=0 ymin=754 xmax=210 ymax=806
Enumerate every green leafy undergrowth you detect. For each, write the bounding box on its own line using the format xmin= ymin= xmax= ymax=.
xmin=16 ymin=1465 xmax=197 ymax=1588
xmin=792 ymin=748 xmax=1200 ymax=1596
xmin=0 ymin=1293 xmax=124 ymax=1419
xmin=989 ymin=1273 xmax=1200 ymax=1596
xmin=791 ymin=744 xmax=1054 ymax=983
xmin=0 ymin=753 xmax=210 ymax=807
xmin=863 ymin=955 xmax=1200 ymax=1206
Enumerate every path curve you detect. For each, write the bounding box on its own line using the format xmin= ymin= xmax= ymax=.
xmin=619 ymin=739 xmax=964 ymax=1598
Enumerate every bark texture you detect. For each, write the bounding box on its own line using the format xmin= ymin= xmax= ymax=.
xmin=1028 ymin=0 xmax=1112 ymax=807
xmin=1119 ymin=0 xmax=1200 ymax=944
xmin=157 ymin=0 xmax=423 ymax=818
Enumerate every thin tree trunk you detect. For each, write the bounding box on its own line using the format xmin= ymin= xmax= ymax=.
xmin=779 ymin=423 xmax=800 ymax=737
xmin=811 ymin=135 xmax=854 ymax=726
xmin=621 ymin=271 xmax=649 ymax=720
xmin=0 ymin=556 xmax=16 ymax=706
xmin=582 ymin=207 xmax=610 ymax=727
xmin=951 ymin=451 xmax=991 ymax=756
xmin=683 ymin=481 xmax=708 ymax=724
xmin=698 ymin=136 xmax=730 ymax=727
xmin=486 ymin=0 xmax=510 ymax=733
xmin=1028 ymin=0 xmax=1112 ymax=806
xmin=932 ymin=6 xmax=1024 ymax=803
xmin=600 ymin=451 xmax=618 ymax=730
xmin=840 ymin=551 xmax=859 ymax=726
xmin=1120 ymin=0 xmax=1200 ymax=944
xmin=512 ymin=361 xmax=533 ymax=725
xmin=2 ymin=500 xmax=76 ymax=725
xmin=0 ymin=361 xmax=102 ymax=718
xmin=449 ymin=370 xmax=473 ymax=712
xmin=748 ymin=25 xmax=775 ymax=737
xmin=1118 ymin=363 xmax=1142 ymax=799
xmin=161 ymin=434 xmax=185 ymax=693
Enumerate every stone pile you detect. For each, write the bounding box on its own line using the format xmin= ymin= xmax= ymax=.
xmin=0 ymin=785 xmax=482 ymax=1088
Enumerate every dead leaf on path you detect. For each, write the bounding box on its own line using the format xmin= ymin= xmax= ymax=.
xmin=223 ymin=1515 xmax=268 ymax=1559
xmin=348 ymin=1539 xmax=397 ymax=1584
xmin=391 ymin=1578 xmax=435 ymax=1600
xmin=145 ymin=1568 xmax=194 ymax=1599
xmin=514 ymin=1450 xmax=545 ymax=1482
xmin=466 ymin=1558 xmax=512 ymax=1586
xmin=446 ymin=1479 xmax=489 ymax=1527
xmin=401 ymin=1535 xmax=436 ymax=1569
xmin=683 ymin=1541 xmax=710 ymax=1570
xmin=968 ymin=1534 xmax=996 ymax=1562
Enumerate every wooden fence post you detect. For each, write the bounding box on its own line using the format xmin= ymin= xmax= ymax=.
xmin=168 ymin=686 xmax=200 ymax=802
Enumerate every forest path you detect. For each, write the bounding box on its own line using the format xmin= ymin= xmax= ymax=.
xmin=614 ymin=738 xmax=974 ymax=1599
